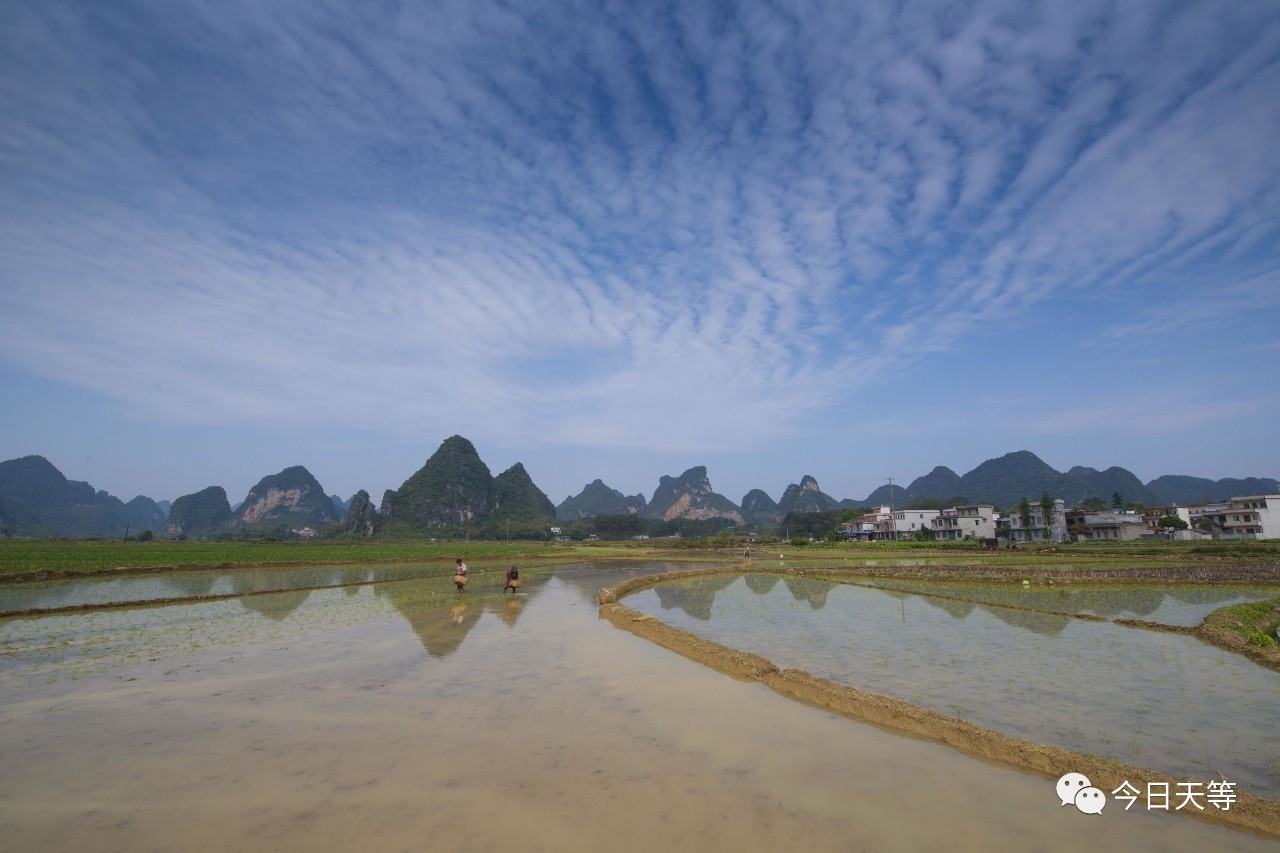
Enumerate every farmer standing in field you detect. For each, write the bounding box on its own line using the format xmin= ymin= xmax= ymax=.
xmin=453 ymin=558 xmax=468 ymax=592
xmin=503 ymin=565 xmax=520 ymax=593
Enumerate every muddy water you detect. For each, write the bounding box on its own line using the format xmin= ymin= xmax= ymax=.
xmin=860 ymin=579 xmax=1280 ymax=626
xmin=627 ymin=574 xmax=1280 ymax=799
xmin=0 ymin=564 xmax=1271 ymax=851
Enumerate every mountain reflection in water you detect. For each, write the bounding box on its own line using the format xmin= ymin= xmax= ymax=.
xmin=867 ymin=580 xmax=1279 ymax=626
xmin=377 ymin=574 xmax=543 ymax=658
xmin=626 ymin=573 xmax=1280 ymax=797
xmin=655 ymin=573 xmax=1277 ymax=637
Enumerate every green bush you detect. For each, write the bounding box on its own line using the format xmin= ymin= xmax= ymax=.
xmin=1247 ymin=631 xmax=1277 ymax=649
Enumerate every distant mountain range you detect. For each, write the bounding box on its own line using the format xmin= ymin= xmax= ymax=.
xmin=554 ymin=449 xmax=1276 ymax=527
xmin=0 ymin=456 xmax=167 ymax=537
xmin=0 ymin=445 xmax=1275 ymax=538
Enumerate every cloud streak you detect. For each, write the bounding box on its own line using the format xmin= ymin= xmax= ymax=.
xmin=2 ymin=0 xmax=1278 ymax=467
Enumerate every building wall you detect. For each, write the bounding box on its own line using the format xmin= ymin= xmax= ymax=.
xmin=1222 ymin=495 xmax=1280 ymax=539
xmin=892 ymin=509 xmax=939 ymax=539
xmin=934 ymin=505 xmax=995 ymax=541
xmin=1143 ymin=505 xmax=1191 ymax=531
xmin=1076 ymin=516 xmax=1148 ymax=541
xmin=1007 ymin=499 xmax=1067 ymax=543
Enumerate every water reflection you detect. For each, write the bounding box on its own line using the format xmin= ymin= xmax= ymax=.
xmin=163 ymin=574 xmax=217 ymax=597
xmin=782 ymin=577 xmax=829 ymax=610
xmin=867 ymin=580 xmax=1280 ymax=626
xmin=653 ymin=576 xmax=737 ymax=620
xmin=5 ymin=564 xmax=1269 ymax=852
xmin=627 ymin=575 xmax=1280 ymax=798
xmin=377 ymin=582 xmax=485 ymax=659
xmin=0 ymin=572 xmax=553 ymax=677
xmin=1 ymin=564 xmax=623 ymax=678
xmin=549 ymin=562 xmax=714 ymax=607
xmin=888 ymin=586 xmax=1071 ymax=636
xmin=0 ymin=564 xmax=435 ymax=614
xmin=499 ymin=596 xmax=524 ymax=626
xmin=233 ymin=570 xmax=325 ymax=620
xmin=979 ymin=604 xmax=1071 ymax=636
xmin=916 ymin=595 xmax=976 ymax=620
xmin=656 ymin=573 xmax=1081 ymax=634
xmin=743 ymin=574 xmax=781 ymax=595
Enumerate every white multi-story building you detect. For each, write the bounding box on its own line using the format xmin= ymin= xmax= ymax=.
xmin=1188 ymin=502 xmax=1231 ymax=534
xmin=1142 ymin=505 xmax=1192 ymax=531
xmin=841 ymin=505 xmax=892 ymax=540
xmin=934 ymin=505 xmax=996 ymax=541
xmin=891 ymin=509 xmax=939 ymax=539
xmin=1221 ymin=495 xmax=1279 ymax=539
xmin=1006 ymin=498 xmax=1067 ymax=543
xmin=841 ymin=505 xmax=935 ymax=541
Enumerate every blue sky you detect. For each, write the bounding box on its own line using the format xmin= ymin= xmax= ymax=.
xmin=2 ymin=0 xmax=1278 ymax=509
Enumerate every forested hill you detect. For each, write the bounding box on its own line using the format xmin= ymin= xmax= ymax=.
xmin=0 ymin=455 xmax=158 ymax=537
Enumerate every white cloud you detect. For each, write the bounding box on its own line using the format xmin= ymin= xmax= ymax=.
xmin=1022 ymin=394 xmax=1264 ymax=436
xmin=1 ymin=0 xmax=1278 ymax=468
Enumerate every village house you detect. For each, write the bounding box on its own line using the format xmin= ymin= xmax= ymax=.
xmin=1187 ymin=501 xmax=1232 ymax=536
xmin=892 ymin=508 xmax=940 ymax=539
xmin=1068 ymin=510 xmax=1148 ymax=542
xmin=1142 ymin=504 xmax=1192 ymax=531
xmin=1220 ymin=494 xmax=1279 ymax=539
xmin=933 ymin=504 xmax=996 ymax=541
xmin=1006 ymin=498 xmax=1067 ymax=543
xmin=841 ymin=505 xmax=892 ymax=540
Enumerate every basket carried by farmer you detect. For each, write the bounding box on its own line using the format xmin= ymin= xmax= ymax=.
xmin=503 ymin=565 xmax=522 ymax=593
xmin=453 ymin=573 xmax=469 ymax=587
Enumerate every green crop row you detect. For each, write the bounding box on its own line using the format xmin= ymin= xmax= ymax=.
xmin=0 ymin=539 xmax=606 ymax=577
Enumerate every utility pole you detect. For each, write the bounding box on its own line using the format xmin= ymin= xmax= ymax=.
xmin=887 ymin=478 xmax=896 ymax=541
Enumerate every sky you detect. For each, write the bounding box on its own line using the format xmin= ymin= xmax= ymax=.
xmin=2 ymin=0 xmax=1279 ymax=509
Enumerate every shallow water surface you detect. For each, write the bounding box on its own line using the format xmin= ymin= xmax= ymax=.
xmin=0 ymin=563 xmax=447 ymax=613
xmin=859 ymin=579 xmax=1280 ymax=626
xmin=629 ymin=574 xmax=1280 ymax=798
xmin=0 ymin=563 xmax=1272 ymax=851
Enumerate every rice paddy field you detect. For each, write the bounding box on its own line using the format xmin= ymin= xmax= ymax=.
xmin=2 ymin=542 xmax=1279 ymax=849
xmin=3 ymin=537 xmax=1276 ymax=579
xmin=625 ymin=574 xmax=1280 ymax=798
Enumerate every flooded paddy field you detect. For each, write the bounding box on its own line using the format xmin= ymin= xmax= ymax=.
xmin=625 ymin=574 xmax=1280 ymax=800
xmin=856 ymin=578 xmax=1280 ymax=626
xmin=1 ymin=563 xmax=1275 ymax=851
xmin=0 ymin=563 xmax=453 ymax=614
